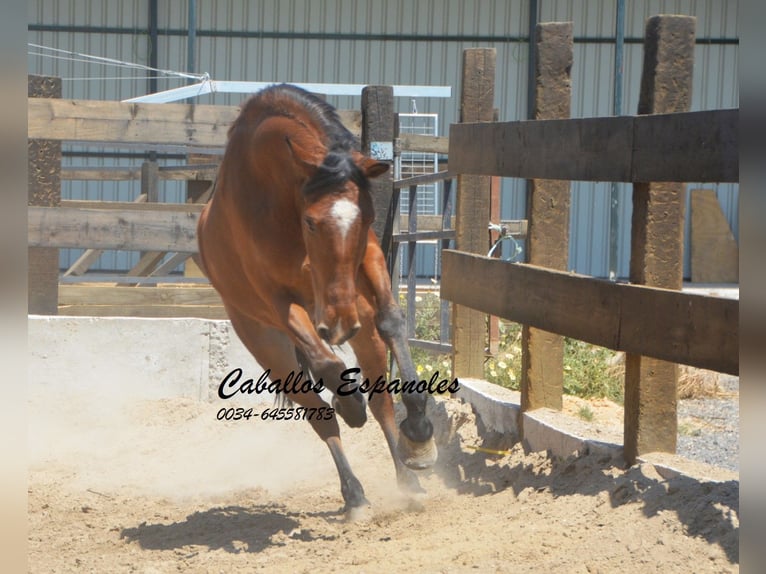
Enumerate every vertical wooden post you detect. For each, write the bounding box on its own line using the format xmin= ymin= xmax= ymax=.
xmin=520 ymin=22 xmax=573 ymax=413
xmin=185 ymin=153 xmax=215 ymax=277
xmin=624 ymin=15 xmax=695 ymax=464
xmin=361 ymin=85 xmax=396 ymax=266
xmin=488 ymin=108 xmax=502 ymax=355
xmin=28 ymin=75 xmax=61 ymax=314
xmin=141 ymin=160 xmax=159 ymax=203
xmin=452 ymin=48 xmax=496 ymax=378
xmin=139 ymin=159 xmax=159 ymax=264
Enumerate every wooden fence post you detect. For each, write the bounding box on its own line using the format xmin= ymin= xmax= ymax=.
xmin=624 ymin=15 xmax=696 ymax=464
xmin=520 ymin=22 xmax=573 ymax=413
xmin=452 ymin=48 xmax=496 ymax=378
xmin=184 ymin=153 xmax=216 ymax=278
xmin=361 ymin=86 xmax=396 ymax=267
xmin=28 ymin=75 xmax=61 ymax=314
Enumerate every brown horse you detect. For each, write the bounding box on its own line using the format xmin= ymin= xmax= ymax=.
xmin=197 ymin=84 xmax=437 ymax=516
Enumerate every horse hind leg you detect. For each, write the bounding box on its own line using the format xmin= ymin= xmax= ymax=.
xmin=348 ymin=289 xmax=426 ymax=500
xmin=225 ymin=308 xmax=369 ymax=516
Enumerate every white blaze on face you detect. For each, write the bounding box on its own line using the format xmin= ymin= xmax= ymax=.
xmin=329 ymin=198 xmax=360 ymax=241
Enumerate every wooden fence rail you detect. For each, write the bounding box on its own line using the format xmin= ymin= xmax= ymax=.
xmin=442 ymin=17 xmax=738 ymax=464
xmin=441 ymin=251 xmax=738 ymax=376
xmin=449 ymin=109 xmax=738 ymax=183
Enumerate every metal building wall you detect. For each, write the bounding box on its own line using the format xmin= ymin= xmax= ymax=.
xmin=28 ymin=0 xmax=738 ymax=279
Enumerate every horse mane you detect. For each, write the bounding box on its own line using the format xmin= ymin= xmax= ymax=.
xmin=234 ymin=84 xmax=369 ymax=197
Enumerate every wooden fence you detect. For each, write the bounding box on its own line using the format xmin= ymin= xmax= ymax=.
xmin=28 ymin=16 xmax=738 ymax=463
xmin=27 ymin=83 xmax=425 ymax=319
xmin=441 ymin=17 xmax=738 ymax=463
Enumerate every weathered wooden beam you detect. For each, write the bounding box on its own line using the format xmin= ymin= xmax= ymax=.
xmin=361 ymin=85 xmax=396 ymax=259
xmin=58 ymin=304 xmax=227 ymax=320
xmin=449 ymin=109 xmax=738 ymax=183
xmin=625 ymin=14 xmax=696 ymax=464
xmin=28 ymin=98 xmax=361 ymax=146
xmin=59 ymin=285 xmax=222 ymax=306
xmin=521 ymin=21 xmax=573 ymax=414
xmin=61 ymin=166 xmax=219 ymax=181
xmin=441 ymin=250 xmax=738 ymax=376
xmin=452 ymin=47 xmax=496 ymax=379
xmin=397 ymin=133 xmax=449 ymax=154
xmin=28 ymin=206 xmax=199 ymax=252
xmin=690 ymin=189 xmax=739 ymax=283
xmin=28 ymin=75 xmax=62 ymax=315
xmin=61 ymin=200 xmax=206 ymax=212
xmin=63 ymin=193 xmax=148 ymax=276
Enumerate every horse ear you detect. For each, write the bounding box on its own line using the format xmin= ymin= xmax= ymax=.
xmin=360 ymin=157 xmax=390 ymax=179
xmin=285 ymin=136 xmax=320 ymax=177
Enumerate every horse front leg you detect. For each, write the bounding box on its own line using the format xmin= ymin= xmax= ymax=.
xmin=362 ymin=237 xmax=437 ymax=470
xmin=284 ymin=301 xmax=367 ymax=429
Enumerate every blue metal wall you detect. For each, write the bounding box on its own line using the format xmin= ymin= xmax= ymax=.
xmin=28 ymin=0 xmax=739 ymax=278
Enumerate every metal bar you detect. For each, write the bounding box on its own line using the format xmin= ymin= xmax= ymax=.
xmin=187 ymin=0 xmax=196 ymax=78
xmin=408 ymin=339 xmax=453 ymax=354
xmin=440 ymin=178 xmax=454 ymax=345
xmin=148 ymin=0 xmax=158 ymax=96
xmin=125 ymin=80 xmax=451 ymax=103
xmin=406 ymin=185 xmax=418 ymax=339
xmin=609 ymin=0 xmax=626 ymax=281
xmin=28 ymin=24 xmax=738 ymax=45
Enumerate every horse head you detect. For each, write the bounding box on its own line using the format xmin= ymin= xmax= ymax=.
xmin=287 ymin=137 xmax=389 ymax=345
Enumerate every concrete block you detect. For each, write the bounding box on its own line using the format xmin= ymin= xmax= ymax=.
xmin=29 ymin=315 xmax=211 ymax=400
xmin=453 ymin=377 xmax=521 ymax=436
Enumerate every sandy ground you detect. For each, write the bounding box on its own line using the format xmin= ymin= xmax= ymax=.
xmin=28 ymin=388 xmax=739 ymax=573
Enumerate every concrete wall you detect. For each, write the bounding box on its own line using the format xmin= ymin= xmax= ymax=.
xmin=29 ymin=315 xmax=261 ymax=402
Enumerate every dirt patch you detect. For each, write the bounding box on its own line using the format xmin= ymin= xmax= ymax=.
xmin=29 ymin=391 xmax=738 ymax=573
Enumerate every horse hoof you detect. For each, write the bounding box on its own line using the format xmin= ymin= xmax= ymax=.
xmin=397 ymin=468 xmax=427 ymax=496
xmin=344 ymin=501 xmax=372 ymax=522
xmin=397 ymin=433 xmax=437 ymax=470
xmin=332 ymin=395 xmax=367 ymax=428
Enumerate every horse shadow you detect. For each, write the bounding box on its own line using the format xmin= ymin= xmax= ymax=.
xmin=426 ymin=398 xmax=740 ymax=565
xmin=120 ymin=504 xmax=340 ymax=554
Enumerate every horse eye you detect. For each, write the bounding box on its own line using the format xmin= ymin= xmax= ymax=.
xmin=304 ymin=217 xmax=317 ymax=233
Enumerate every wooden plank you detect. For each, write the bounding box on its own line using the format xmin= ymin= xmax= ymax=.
xmin=400 ymin=214 xmax=455 ymax=231
xmin=59 ymin=285 xmax=222 ymax=306
xmin=633 ymin=109 xmax=738 ymax=183
xmin=61 ymin=166 xmax=220 ymax=181
xmin=392 ymin=230 xmax=455 ymax=242
xmin=625 ymin=14 xmax=696 ymax=464
xmin=63 ymin=193 xmax=148 ymax=276
xmin=28 ymin=75 xmax=62 ymax=315
xmin=441 ymin=250 xmax=738 ymax=376
xmin=28 ymin=206 xmax=199 ymax=252
xmin=62 ymin=200 xmax=206 ymax=212
xmin=448 ymin=109 xmax=738 ymax=183
xmin=521 ymin=21 xmax=573 ymax=413
xmin=398 ymin=133 xmax=449 ymax=154
xmin=28 ymin=98 xmax=361 ymax=146
xmin=691 ymin=189 xmax=739 ymax=283
xmin=452 ymin=48 xmax=496 ymax=378
xmin=58 ymin=304 xmax=227 ymax=320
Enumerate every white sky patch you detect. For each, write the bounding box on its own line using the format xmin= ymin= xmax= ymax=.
xmin=329 ymin=198 xmax=359 ymax=240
